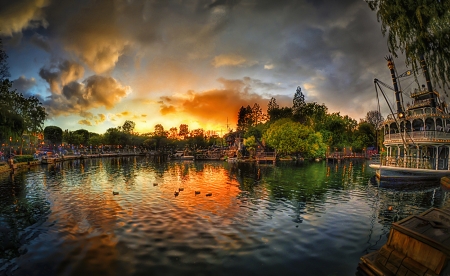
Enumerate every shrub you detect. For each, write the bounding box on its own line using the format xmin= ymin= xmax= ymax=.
xmin=14 ymin=155 xmax=35 ymax=163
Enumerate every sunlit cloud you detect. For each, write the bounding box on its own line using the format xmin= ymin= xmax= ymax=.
xmin=0 ymin=0 xmax=49 ymax=36
xmin=78 ymin=119 xmax=92 ymax=126
xmin=39 ymin=60 xmax=85 ymax=94
xmin=44 ymin=75 xmax=131 ymax=117
xmin=212 ymin=54 xmax=257 ymax=68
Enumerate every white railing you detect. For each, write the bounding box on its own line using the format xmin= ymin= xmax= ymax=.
xmin=375 ymin=155 xmax=449 ymax=170
xmin=384 ymin=131 xmax=450 ymax=143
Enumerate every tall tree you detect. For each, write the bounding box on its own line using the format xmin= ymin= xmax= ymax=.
xmin=122 ymin=120 xmax=136 ymax=134
xmin=251 ymin=103 xmax=264 ymax=125
xmin=367 ymin=0 xmax=450 ymax=87
xmin=179 ymin=124 xmax=189 ymax=139
xmin=154 ymin=124 xmax=166 ymax=137
xmin=365 ymin=110 xmax=384 ymax=130
xmin=292 ymin=86 xmax=305 ymax=111
xmin=0 ymin=38 xmax=10 ymax=81
xmin=267 ymin=97 xmax=279 ymax=121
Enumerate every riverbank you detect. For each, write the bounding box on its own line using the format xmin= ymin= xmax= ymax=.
xmin=0 ymin=152 xmax=145 ymax=174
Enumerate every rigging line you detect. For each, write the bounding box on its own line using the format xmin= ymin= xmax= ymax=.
xmin=375 ymin=80 xmax=383 ymax=171
xmin=375 ymin=81 xmax=415 ymax=150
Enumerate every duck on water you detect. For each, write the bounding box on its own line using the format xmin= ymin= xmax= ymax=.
xmin=369 ymin=56 xmax=450 ymax=181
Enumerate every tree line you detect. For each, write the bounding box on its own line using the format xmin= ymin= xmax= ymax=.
xmin=232 ymin=86 xmax=383 ymax=159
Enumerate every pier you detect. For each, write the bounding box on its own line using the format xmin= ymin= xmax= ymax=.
xmin=255 ymin=152 xmax=276 ymax=164
xmin=326 ymin=152 xmax=365 ymax=162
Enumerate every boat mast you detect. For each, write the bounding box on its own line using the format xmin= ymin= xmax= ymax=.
xmin=420 ymin=56 xmax=437 ymax=108
xmin=385 ymin=56 xmax=405 ymax=118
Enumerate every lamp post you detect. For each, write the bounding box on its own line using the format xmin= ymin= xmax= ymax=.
xmin=9 ymin=136 xmax=12 ymax=157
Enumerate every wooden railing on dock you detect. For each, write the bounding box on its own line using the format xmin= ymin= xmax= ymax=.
xmin=326 ymin=152 xmax=365 ymax=162
xmin=255 ymin=152 xmax=276 ymax=164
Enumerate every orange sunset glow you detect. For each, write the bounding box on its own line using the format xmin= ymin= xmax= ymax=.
xmin=1 ymin=0 xmax=393 ymax=134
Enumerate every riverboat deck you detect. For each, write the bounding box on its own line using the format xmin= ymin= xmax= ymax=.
xmin=358 ymin=208 xmax=450 ymax=275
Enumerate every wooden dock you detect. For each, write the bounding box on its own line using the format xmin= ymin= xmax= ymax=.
xmin=326 ymin=152 xmax=365 ymax=162
xmin=255 ymin=152 xmax=276 ymax=164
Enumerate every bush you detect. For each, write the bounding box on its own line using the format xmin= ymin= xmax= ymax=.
xmin=14 ymin=155 xmax=35 ymax=163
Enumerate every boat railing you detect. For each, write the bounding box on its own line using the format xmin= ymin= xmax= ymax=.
xmin=384 ymin=130 xmax=450 ymax=143
xmin=378 ymin=155 xmax=449 ymax=170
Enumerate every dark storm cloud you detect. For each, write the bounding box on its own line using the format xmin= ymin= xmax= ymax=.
xmin=29 ymin=32 xmax=51 ymax=52
xmin=11 ymin=75 xmax=37 ymax=96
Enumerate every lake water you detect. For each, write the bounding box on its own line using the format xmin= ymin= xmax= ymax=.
xmin=0 ymin=157 xmax=448 ymax=276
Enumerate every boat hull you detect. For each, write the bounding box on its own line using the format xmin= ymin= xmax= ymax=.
xmin=369 ymin=164 xmax=450 ymax=181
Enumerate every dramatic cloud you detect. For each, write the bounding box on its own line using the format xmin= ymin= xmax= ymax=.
xmin=3 ymin=0 xmax=400 ymax=132
xmin=44 ymin=75 xmax=131 ymax=117
xmin=39 ymin=60 xmax=85 ymax=94
xmin=0 ymin=0 xmax=49 ymax=36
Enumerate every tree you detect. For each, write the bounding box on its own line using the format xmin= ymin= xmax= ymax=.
xmin=293 ymin=86 xmax=305 ymax=110
xmin=0 ymin=38 xmax=10 ymax=81
xmin=154 ymin=124 xmax=166 ymax=137
xmin=168 ymin=127 xmax=178 ymax=139
xmin=73 ymin=129 xmax=89 ymax=145
xmin=267 ymin=97 xmax=279 ymax=121
xmin=262 ymin=118 xmax=326 ymax=158
xmin=179 ymin=124 xmax=189 ymax=139
xmin=366 ymin=0 xmax=450 ymax=88
xmin=251 ymin=103 xmax=264 ymax=125
xmin=122 ymin=120 xmax=136 ymax=134
xmin=44 ymin=126 xmax=63 ymax=146
xmin=236 ymin=105 xmax=254 ymax=132
xmin=365 ymin=110 xmax=384 ymax=130
xmin=0 ymin=39 xmax=46 ymax=144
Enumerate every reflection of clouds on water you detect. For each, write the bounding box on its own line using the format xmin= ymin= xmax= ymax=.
xmin=1 ymin=158 xmax=449 ymax=275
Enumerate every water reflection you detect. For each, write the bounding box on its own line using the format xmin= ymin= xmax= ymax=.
xmin=0 ymin=157 xmax=448 ymax=275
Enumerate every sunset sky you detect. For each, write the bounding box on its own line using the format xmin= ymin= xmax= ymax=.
xmin=0 ymin=0 xmax=410 ymax=135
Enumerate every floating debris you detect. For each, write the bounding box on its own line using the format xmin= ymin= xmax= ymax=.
xmin=205 ymin=193 xmax=212 ymax=197
xmin=113 ymin=191 xmax=119 ymax=195
xmin=195 ymin=191 xmax=201 ymax=195
xmin=174 ymin=191 xmax=179 ymax=196
xmin=179 ymin=188 xmax=184 ymax=191
xmin=153 ymin=183 xmax=158 ymax=186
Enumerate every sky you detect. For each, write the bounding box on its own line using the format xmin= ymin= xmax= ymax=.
xmin=0 ymin=0 xmax=414 ymax=135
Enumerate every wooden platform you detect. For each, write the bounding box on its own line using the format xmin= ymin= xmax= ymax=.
xmin=358 ymin=208 xmax=450 ymax=275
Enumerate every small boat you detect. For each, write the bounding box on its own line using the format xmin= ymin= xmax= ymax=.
xmin=369 ymin=56 xmax=450 ymax=181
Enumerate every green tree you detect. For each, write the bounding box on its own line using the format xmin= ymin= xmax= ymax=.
xmin=44 ymin=126 xmax=63 ymax=146
xmin=237 ymin=105 xmax=254 ymax=132
xmin=263 ymin=118 xmax=326 ymax=158
xmin=0 ymin=38 xmax=9 ymax=81
xmin=292 ymin=86 xmax=306 ymax=122
xmin=122 ymin=120 xmax=135 ymax=134
xmin=267 ymin=97 xmax=279 ymax=121
xmin=244 ymin=136 xmax=258 ymax=157
xmin=251 ymin=103 xmax=264 ymax=125
xmin=367 ymin=0 xmax=450 ymax=87
xmin=73 ymin=129 xmax=89 ymax=145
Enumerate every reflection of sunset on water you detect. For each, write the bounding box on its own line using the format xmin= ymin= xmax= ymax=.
xmin=1 ymin=157 xmax=448 ymax=275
